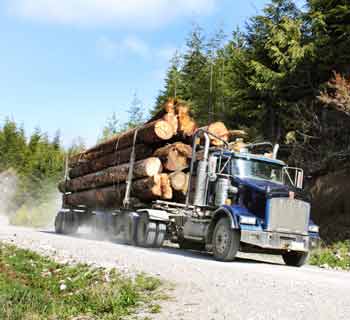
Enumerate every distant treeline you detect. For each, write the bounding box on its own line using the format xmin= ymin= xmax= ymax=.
xmin=154 ymin=0 xmax=350 ymax=173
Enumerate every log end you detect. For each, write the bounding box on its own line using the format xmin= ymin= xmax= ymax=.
xmin=154 ymin=120 xmax=175 ymax=141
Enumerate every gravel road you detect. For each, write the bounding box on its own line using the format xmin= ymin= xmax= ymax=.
xmin=1 ymin=219 xmax=349 ymax=320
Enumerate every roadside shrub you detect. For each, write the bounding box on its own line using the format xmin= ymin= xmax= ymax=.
xmin=309 ymin=240 xmax=350 ymax=270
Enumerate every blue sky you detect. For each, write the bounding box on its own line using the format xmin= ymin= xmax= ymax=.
xmin=0 ymin=0 xmax=276 ymax=147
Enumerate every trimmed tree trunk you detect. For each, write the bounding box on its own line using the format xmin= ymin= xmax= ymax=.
xmin=154 ymin=142 xmax=192 ymax=171
xmin=69 ymin=118 xmax=175 ymax=167
xmin=199 ymin=122 xmax=229 ymax=146
xmin=169 ymin=171 xmax=188 ymax=193
xmin=228 ymin=130 xmax=248 ymax=141
xmin=69 ymin=144 xmax=153 ymax=179
xmin=59 ymin=157 xmax=162 ymax=193
xmin=163 ymin=112 xmax=178 ymax=134
xmin=148 ymin=98 xmax=176 ymax=123
xmin=160 ymin=173 xmax=173 ymax=200
xmin=176 ymin=103 xmax=197 ymax=138
xmin=64 ymin=175 xmax=164 ymax=209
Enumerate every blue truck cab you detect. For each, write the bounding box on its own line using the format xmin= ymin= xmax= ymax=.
xmin=179 ymin=131 xmax=320 ymax=266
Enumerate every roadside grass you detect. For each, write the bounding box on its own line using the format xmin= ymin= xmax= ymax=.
xmin=0 ymin=242 xmax=165 ymax=320
xmin=309 ymin=240 xmax=350 ymax=271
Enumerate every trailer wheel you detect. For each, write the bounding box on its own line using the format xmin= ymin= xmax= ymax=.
xmin=55 ymin=211 xmax=79 ymax=235
xmin=282 ymin=251 xmax=308 ymax=267
xmin=54 ymin=211 xmax=64 ymax=234
xmin=154 ymin=223 xmax=167 ymax=248
xmin=123 ymin=214 xmax=137 ymax=245
xmin=212 ymin=217 xmax=240 ymax=262
xmin=136 ymin=216 xmax=157 ymax=247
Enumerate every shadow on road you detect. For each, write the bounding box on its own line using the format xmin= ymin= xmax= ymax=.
xmin=39 ymin=229 xmax=283 ymax=266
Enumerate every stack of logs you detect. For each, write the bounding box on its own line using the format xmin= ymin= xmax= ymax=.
xmin=59 ymin=99 xmax=243 ymax=210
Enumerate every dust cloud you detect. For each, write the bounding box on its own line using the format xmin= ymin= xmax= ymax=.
xmin=0 ymin=169 xmax=18 ymax=225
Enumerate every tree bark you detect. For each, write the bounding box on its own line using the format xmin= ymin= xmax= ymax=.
xmin=169 ymin=171 xmax=188 ymax=193
xmin=69 ymin=144 xmax=153 ymax=179
xmin=64 ymin=175 xmax=163 ymax=209
xmin=69 ymin=118 xmax=175 ymax=167
xmin=176 ymin=103 xmax=197 ymax=138
xmin=160 ymin=173 xmax=173 ymax=200
xmin=228 ymin=130 xmax=248 ymax=141
xmin=199 ymin=122 xmax=229 ymax=146
xmin=154 ymin=142 xmax=192 ymax=171
xmin=59 ymin=157 xmax=162 ymax=193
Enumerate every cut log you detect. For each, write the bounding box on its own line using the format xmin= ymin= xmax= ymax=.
xmin=228 ymin=130 xmax=248 ymax=141
xmin=69 ymin=118 xmax=175 ymax=167
xmin=131 ymin=175 xmax=163 ymax=200
xmin=169 ymin=171 xmax=188 ymax=192
xmin=69 ymin=144 xmax=153 ymax=179
xmin=199 ymin=122 xmax=229 ymax=146
xmin=154 ymin=142 xmax=192 ymax=171
xmin=176 ymin=103 xmax=197 ymax=138
xmin=147 ymin=98 xmax=176 ymax=123
xmin=163 ymin=112 xmax=178 ymax=134
xmin=59 ymin=157 xmax=162 ymax=193
xmin=64 ymin=175 xmax=163 ymax=209
xmin=229 ymin=139 xmax=247 ymax=152
xmin=160 ymin=173 xmax=173 ymax=200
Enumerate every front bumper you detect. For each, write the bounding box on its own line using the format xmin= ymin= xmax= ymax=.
xmin=240 ymin=229 xmax=320 ymax=252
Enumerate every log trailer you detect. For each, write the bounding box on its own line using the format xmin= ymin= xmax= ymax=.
xmin=55 ymin=130 xmax=320 ymax=267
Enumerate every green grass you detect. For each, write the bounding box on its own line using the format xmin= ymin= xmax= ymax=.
xmin=0 ymin=243 xmax=165 ymax=320
xmin=309 ymin=240 xmax=350 ymax=270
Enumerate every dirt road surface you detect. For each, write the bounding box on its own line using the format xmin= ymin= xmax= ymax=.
xmin=0 ymin=221 xmax=349 ymax=320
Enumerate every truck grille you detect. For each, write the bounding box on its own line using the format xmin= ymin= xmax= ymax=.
xmin=266 ymin=198 xmax=310 ymax=235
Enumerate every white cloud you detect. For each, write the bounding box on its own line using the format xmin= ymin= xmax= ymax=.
xmin=8 ymin=0 xmax=217 ymax=28
xmin=97 ymin=35 xmax=179 ymax=62
xmin=97 ymin=35 xmax=150 ymax=60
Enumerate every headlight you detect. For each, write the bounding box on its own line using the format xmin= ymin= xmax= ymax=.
xmin=309 ymin=225 xmax=319 ymax=233
xmin=240 ymin=216 xmax=256 ymax=225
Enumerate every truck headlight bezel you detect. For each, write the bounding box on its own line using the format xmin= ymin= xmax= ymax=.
xmin=239 ymin=216 xmax=257 ymax=225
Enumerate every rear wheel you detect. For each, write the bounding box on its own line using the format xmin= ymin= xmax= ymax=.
xmin=55 ymin=211 xmax=79 ymax=235
xmin=136 ymin=216 xmax=157 ymax=247
xmin=282 ymin=251 xmax=309 ymax=267
xmin=154 ymin=223 xmax=167 ymax=248
xmin=212 ymin=217 xmax=240 ymax=262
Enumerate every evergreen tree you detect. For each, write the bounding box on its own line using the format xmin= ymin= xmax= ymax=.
xmin=124 ymin=93 xmax=145 ymax=129
xmin=99 ymin=112 xmax=120 ymax=143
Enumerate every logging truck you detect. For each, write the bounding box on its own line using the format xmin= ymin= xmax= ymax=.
xmin=55 ymin=129 xmax=320 ymax=267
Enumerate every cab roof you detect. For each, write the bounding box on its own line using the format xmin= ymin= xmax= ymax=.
xmin=213 ymin=149 xmax=286 ymax=166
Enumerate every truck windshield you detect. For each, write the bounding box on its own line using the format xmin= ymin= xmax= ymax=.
xmin=231 ymin=158 xmax=284 ymax=183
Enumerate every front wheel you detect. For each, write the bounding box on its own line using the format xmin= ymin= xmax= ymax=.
xmin=212 ymin=217 xmax=240 ymax=262
xmin=282 ymin=251 xmax=309 ymax=267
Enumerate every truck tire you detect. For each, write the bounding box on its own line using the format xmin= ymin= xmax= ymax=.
xmin=136 ymin=216 xmax=157 ymax=247
xmin=93 ymin=213 xmax=109 ymax=239
xmin=282 ymin=251 xmax=309 ymax=267
xmin=123 ymin=214 xmax=137 ymax=245
xmin=55 ymin=211 xmax=79 ymax=235
xmin=154 ymin=223 xmax=167 ymax=248
xmin=54 ymin=211 xmax=64 ymax=234
xmin=212 ymin=217 xmax=240 ymax=262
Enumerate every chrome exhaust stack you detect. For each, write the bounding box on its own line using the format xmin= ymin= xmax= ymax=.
xmin=186 ymin=130 xmax=229 ymax=208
